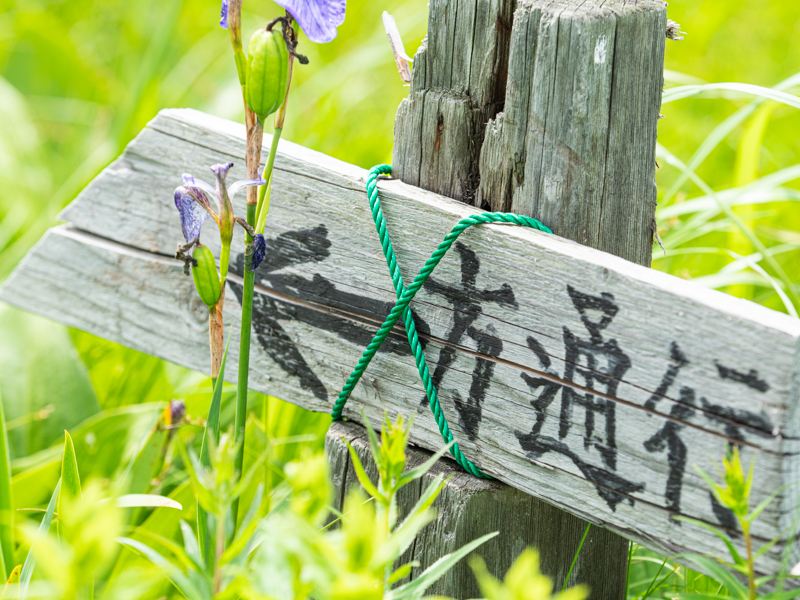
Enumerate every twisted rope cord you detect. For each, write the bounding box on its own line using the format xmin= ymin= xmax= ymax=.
xmin=332 ymin=164 xmax=551 ymax=478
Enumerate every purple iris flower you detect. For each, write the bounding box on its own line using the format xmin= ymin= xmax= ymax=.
xmin=173 ymin=166 xmax=263 ymax=245
xmin=174 ymin=175 xmax=214 ymax=243
xmin=220 ymin=0 xmax=229 ymax=28
xmin=274 ymin=0 xmax=346 ymax=43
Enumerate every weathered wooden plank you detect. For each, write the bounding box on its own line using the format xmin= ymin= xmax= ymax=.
xmin=3 ymin=109 xmax=800 ymax=574
xmin=327 ymin=421 xmax=628 ymax=598
xmin=2 ymin=219 xmax=794 ymax=572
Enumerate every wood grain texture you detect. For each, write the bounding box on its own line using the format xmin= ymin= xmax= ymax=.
xmin=393 ymin=0 xmax=515 ymax=204
xmin=327 ymin=421 xmax=628 ymax=598
xmin=479 ymin=0 xmax=665 ymax=266
xmin=3 ymin=109 xmax=800 ymax=576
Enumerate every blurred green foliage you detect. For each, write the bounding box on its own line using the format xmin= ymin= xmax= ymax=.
xmin=0 ymin=0 xmax=798 ymax=597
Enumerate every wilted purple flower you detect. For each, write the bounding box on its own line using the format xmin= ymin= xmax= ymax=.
xmin=220 ymin=0 xmax=229 ymax=28
xmin=251 ymin=234 xmax=267 ymax=271
xmin=173 ymin=165 xmax=263 ymax=246
xmin=174 ymin=175 xmax=214 ymax=243
xmin=274 ymin=0 xmax=346 ymax=43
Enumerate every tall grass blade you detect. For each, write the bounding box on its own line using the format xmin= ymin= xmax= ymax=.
xmin=0 ymin=394 xmax=13 ymax=579
xmin=117 ymin=536 xmax=206 ymax=599
xmin=19 ymin=479 xmax=61 ymax=596
xmin=392 ymin=531 xmax=498 ymax=598
xmin=198 ymin=342 xmax=228 ymax=573
xmin=662 ymin=72 xmax=800 ymax=203
xmin=562 ymin=524 xmax=591 ymax=591
xmin=662 ymin=82 xmax=800 ymax=109
xmin=657 ymin=144 xmax=800 ymax=311
xmin=200 ymin=343 xmax=228 ymax=466
xmin=116 ymin=494 xmax=183 ymax=510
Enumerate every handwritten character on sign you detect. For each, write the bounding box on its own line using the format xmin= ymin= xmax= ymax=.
xmin=422 ymin=242 xmax=515 ymax=440
xmin=641 ymin=342 xmax=695 ymax=513
xmin=643 ymin=341 xmax=774 ymax=530
xmin=516 ymin=285 xmax=645 ymax=511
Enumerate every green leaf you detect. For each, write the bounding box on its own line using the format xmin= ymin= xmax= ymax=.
xmin=661 ymin=72 xmax=800 ymax=205
xmin=562 ymin=524 xmax=591 ymax=592
xmin=131 ymin=528 xmax=204 ymax=574
xmin=222 ymin=485 xmax=264 ymax=564
xmin=198 ymin=343 xmax=228 ymax=571
xmin=388 ymin=561 xmax=416 ymax=585
xmin=60 ymin=430 xmax=81 ymax=501
xmin=200 ymin=344 xmax=228 ymax=467
xmin=363 ymin=414 xmax=381 ymax=468
xmin=56 ymin=430 xmax=81 ymax=543
xmin=378 ymin=505 xmax=436 ymax=565
xmin=19 ymin=479 xmax=60 ymax=595
xmin=0 ymin=308 xmax=99 ymax=459
xmin=106 ymin=482 xmax=195 ymax=585
xmin=748 ymin=486 xmax=782 ymax=523
xmin=397 ymin=441 xmax=454 ymax=487
xmin=116 ymin=494 xmax=182 ymax=510
xmin=402 ymin=475 xmax=445 ymax=524
xmin=117 ymin=536 xmax=207 ymax=599
xmin=675 ymin=515 xmax=745 ymax=567
xmin=179 ymin=520 xmax=203 ymax=569
xmin=12 ymin=403 xmax=164 ymax=511
xmin=762 ymin=588 xmax=800 ymax=600
xmin=346 ymin=440 xmax=380 ymax=499
xmin=392 ymin=531 xmax=498 ymax=598
xmin=0 ymin=393 xmax=14 ymax=579
xmin=678 ymin=553 xmax=748 ymax=597
xmin=662 ymin=83 xmax=800 ymax=109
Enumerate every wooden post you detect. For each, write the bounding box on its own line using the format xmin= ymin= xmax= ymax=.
xmin=330 ymin=0 xmax=666 ymax=597
xmin=327 ymin=421 xmax=628 ymax=598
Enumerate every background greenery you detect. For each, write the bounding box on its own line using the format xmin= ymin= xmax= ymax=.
xmin=0 ymin=0 xmax=798 ymax=597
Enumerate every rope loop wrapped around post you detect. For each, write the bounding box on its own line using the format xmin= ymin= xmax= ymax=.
xmin=332 ymin=164 xmax=552 ymax=478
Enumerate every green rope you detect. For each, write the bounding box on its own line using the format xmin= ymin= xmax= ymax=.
xmin=332 ymin=164 xmax=552 ymax=478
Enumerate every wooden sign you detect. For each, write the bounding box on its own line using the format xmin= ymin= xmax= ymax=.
xmin=2 ymin=109 xmax=799 ymax=575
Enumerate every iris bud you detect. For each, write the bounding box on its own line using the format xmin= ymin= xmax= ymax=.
xmin=245 ymin=28 xmax=289 ymax=120
xmin=192 ymin=244 xmax=222 ymax=308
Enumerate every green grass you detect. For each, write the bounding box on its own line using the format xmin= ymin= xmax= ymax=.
xmin=0 ymin=0 xmax=798 ymax=597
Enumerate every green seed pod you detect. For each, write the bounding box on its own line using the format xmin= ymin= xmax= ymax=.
xmin=191 ymin=244 xmax=221 ymax=308
xmin=245 ymin=28 xmax=289 ymax=120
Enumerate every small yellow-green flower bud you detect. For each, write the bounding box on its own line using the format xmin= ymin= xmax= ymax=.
xmin=245 ymin=28 xmax=289 ymax=120
xmin=192 ymin=244 xmax=222 ymax=308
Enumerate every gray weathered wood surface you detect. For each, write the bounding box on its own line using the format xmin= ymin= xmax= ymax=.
xmin=393 ymin=0 xmax=514 ymax=205
xmin=327 ymin=421 xmax=628 ymax=598
xmin=2 ymin=109 xmax=800 ymax=576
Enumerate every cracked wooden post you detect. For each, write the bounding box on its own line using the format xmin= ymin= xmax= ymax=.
xmin=331 ymin=0 xmax=666 ymax=597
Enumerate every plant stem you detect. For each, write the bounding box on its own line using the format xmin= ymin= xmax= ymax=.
xmin=744 ymin=520 xmax=756 ymax=600
xmin=232 ymin=202 xmax=257 ymax=527
xmin=231 ymin=28 xmax=293 ymax=529
xmin=255 ymin=128 xmax=283 ymax=234
xmin=209 ymin=298 xmax=224 ymax=379
xmin=213 ymin=510 xmax=226 ymax=593
xmin=231 ymin=122 xmax=285 ymax=527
